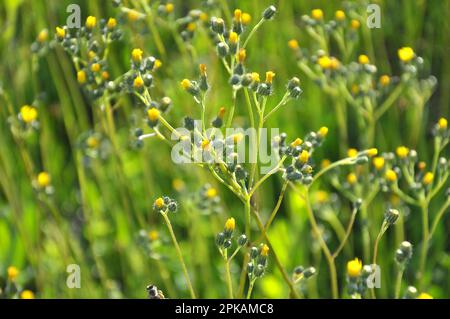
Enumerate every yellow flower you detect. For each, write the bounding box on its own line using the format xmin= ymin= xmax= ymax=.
xmin=372 ymin=157 xmax=385 ymax=170
xmin=147 ymin=108 xmax=160 ymax=121
xmin=311 ymin=9 xmax=323 ymax=20
xmin=91 ymin=63 xmax=101 ymax=72
xmin=261 ymin=244 xmax=270 ymax=256
xmin=107 ymin=18 xmax=117 ymax=30
xmin=350 ymin=19 xmax=360 ymax=29
xmin=318 ymin=126 xmax=328 ymax=137
xmin=232 ymin=133 xmax=244 ymax=143
xmin=165 ymin=3 xmax=174 ymax=13
xmin=7 ymin=266 xmax=19 ymax=281
xmin=380 ymin=75 xmax=390 ymax=86
xmin=21 ymin=290 xmax=35 ymax=299
xmin=77 ymin=70 xmax=87 ymax=84
xmin=329 ymin=57 xmax=340 ymax=70
xmin=229 ymin=31 xmax=238 ymax=44
xmin=367 ymin=148 xmax=378 ymax=157
xmin=224 ymin=217 xmax=236 ymax=232
xmin=347 ymin=148 xmax=358 ymax=158
xmin=423 ymin=172 xmax=434 ymax=185
xmin=417 ymin=292 xmax=433 ymax=299
xmin=396 ymin=146 xmax=409 ymax=159
xmin=298 ymin=150 xmax=309 ymax=164
xmin=251 ymin=72 xmax=260 ymax=82
xmin=201 ymin=139 xmax=210 ymax=150
xmin=186 ymin=22 xmax=196 ymax=32
xmin=347 ymin=258 xmax=362 ymax=277
xmin=438 ymin=117 xmax=448 ymax=130
xmin=288 ymin=39 xmax=299 ymax=50
xmin=335 ymin=10 xmax=345 ymax=21
xmin=154 ymin=197 xmax=165 ymax=209
xmin=37 ymin=172 xmax=51 ymax=188
xmin=127 ymin=9 xmax=141 ymax=21
xmin=265 ymin=71 xmax=276 ymax=84
xmin=172 ymin=179 xmax=185 ymax=191
xmin=55 ymin=26 xmax=65 ymax=39
xmin=385 ymin=169 xmax=397 ymax=182
xmin=88 ymin=50 xmax=96 ymax=60
xmin=101 ymin=71 xmax=110 ymax=80
xmin=316 ymin=190 xmax=329 ymax=203
xmin=317 ymin=55 xmax=332 ymax=69
xmin=237 ymin=49 xmax=246 ymax=63
xmin=206 ymin=187 xmax=217 ymax=198
xmin=85 ymin=16 xmax=97 ymax=29
xmin=242 ymin=13 xmax=251 ymax=25
xmin=37 ymin=29 xmax=48 ymax=43
xmin=86 ymin=136 xmax=99 ymax=149
xmin=148 ymin=230 xmax=159 ymax=241
xmin=199 ymin=64 xmax=207 ymax=76
xmin=20 ymin=105 xmax=38 ymax=123
xmin=234 ymin=9 xmax=242 ymax=21
xmin=418 ymin=161 xmax=426 ymax=171
xmin=154 ymin=59 xmax=162 ymax=70
xmin=321 ymin=159 xmax=331 ymax=168
xmin=133 ymin=76 xmax=144 ymax=88
xmin=398 ymin=47 xmax=415 ymax=62
xmin=131 ymin=48 xmax=144 ymax=63
xmin=358 ymin=54 xmax=370 ymax=65
xmin=199 ymin=12 xmax=209 ymax=22
xmin=347 ymin=173 xmax=357 ymax=185
xmin=290 ymin=138 xmax=303 ymax=147
xmin=181 ymin=79 xmax=191 ymax=90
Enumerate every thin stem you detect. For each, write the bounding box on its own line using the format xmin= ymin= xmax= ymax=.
xmin=224 ymin=250 xmax=234 ymax=299
xmin=429 ymin=199 xmax=450 ymax=239
xmin=332 ymin=206 xmax=358 ymax=259
xmin=418 ymin=201 xmax=429 ymax=288
xmin=246 ymin=279 xmax=256 ymax=299
xmin=242 ymin=18 xmax=265 ymax=49
xmin=161 ymin=211 xmax=196 ymax=298
xmin=394 ymin=267 xmax=405 ymax=299
xmin=371 ymin=221 xmax=387 ymax=299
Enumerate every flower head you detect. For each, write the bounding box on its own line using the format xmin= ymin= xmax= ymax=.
xmin=229 ymin=31 xmax=238 ymax=44
xmin=132 ymin=48 xmax=144 ymax=63
xmin=288 ymin=39 xmax=299 ymax=50
xmin=385 ymin=169 xmax=397 ymax=182
xmin=358 ymin=54 xmax=370 ymax=65
xmin=206 ymin=187 xmax=217 ymax=198
xmin=347 ymin=258 xmax=362 ymax=277
xmin=147 ymin=108 xmax=160 ymax=121
xmin=154 ymin=197 xmax=165 ymax=210
xmin=347 ymin=148 xmax=358 ymax=158
xmin=335 ymin=10 xmax=345 ymax=21
xmin=55 ymin=26 xmax=65 ymax=39
xmin=37 ymin=172 xmax=51 ymax=188
xmin=261 ymin=244 xmax=270 ymax=256
xmin=417 ymin=292 xmax=433 ymax=299
xmin=438 ymin=117 xmax=448 ymax=130
xmin=134 ymin=76 xmax=144 ymax=89
xmin=396 ymin=146 xmax=409 ymax=159
xmin=77 ymin=70 xmax=87 ymax=84
xmin=318 ymin=126 xmax=328 ymax=137
xmin=265 ymin=71 xmax=275 ymax=84
xmin=85 ymin=16 xmax=97 ymax=29
xmin=224 ymin=217 xmax=236 ymax=232
xmin=242 ymin=13 xmax=251 ymax=25
xmin=398 ymin=47 xmax=415 ymax=62
xmin=7 ymin=266 xmax=19 ymax=281
xmin=20 ymin=105 xmax=38 ymax=123
xmin=350 ymin=19 xmax=360 ymax=29
xmin=373 ymin=157 xmax=385 ymax=170
xmin=423 ymin=172 xmax=434 ymax=185
xmin=380 ymin=75 xmax=391 ymax=86
xmin=107 ymin=18 xmax=117 ymax=30
xmin=20 ymin=290 xmax=35 ymax=299
xmin=347 ymin=173 xmax=357 ymax=185
xmin=165 ymin=3 xmax=174 ymax=13
xmin=37 ymin=29 xmax=48 ymax=43
xmin=298 ymin=150 xmax=309 ymax=164
xmin=311 ymin=9 xmax=323 ymax=20
xmin=148 ymin=230 xmax=159 ymax=241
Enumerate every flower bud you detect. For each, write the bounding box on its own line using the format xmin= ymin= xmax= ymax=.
xmin=384 ymin=208 xmax=400 ymax=225
xmin=263 ymin=5 xmax=277 ymax=20
xmin=238 ymin=234 xmax=248 ymax=246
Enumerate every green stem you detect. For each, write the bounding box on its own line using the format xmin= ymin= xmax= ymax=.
xmin=224 ymin=250 xmax=234 ymax=299
xmin=394 ymin=267 xmax=405 ymax=299
xmin=161 ymin=211 xmax=196 ymax=298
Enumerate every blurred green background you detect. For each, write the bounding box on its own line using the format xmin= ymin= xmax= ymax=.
xmin=0 ymin=0 xmax=449 ymax=298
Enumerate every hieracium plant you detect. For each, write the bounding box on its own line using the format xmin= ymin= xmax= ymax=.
xmin=0 ymin=1 xmax=448 ymax=300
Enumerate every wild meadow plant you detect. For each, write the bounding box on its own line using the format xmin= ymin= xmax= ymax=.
xmin=0 ymin=1 xmax=449 ymax=299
